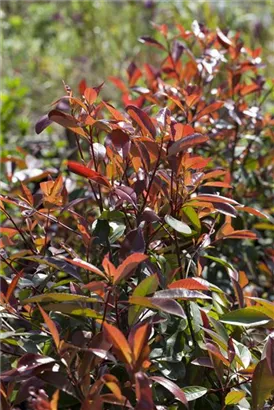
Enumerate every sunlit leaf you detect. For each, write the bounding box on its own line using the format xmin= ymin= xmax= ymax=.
xmin=67 ymin=161 xmax=110 ymax=187
xmin=103 ymin=322 xmax=132 ymax=365
xmin=128 ymin=274 xmax=159 ymax=325
xmin=154 ymin=289 xmax=211 ymax=300
xmin=225 ymin=390 xmax=245 ymax=405
xmin=126 ymin=105 xmax=156 ymax=138
xmin=38 ymin=305 xmax=60 ymax=349
xmin=165 ymin=215 xmax=192 ymax=235
xmin=221 ymin=307 xmax=272 ymax=327
xmin=183 ymin=386 xmax=207 ymax=401
xmin=168 ymin=278 xmax=209 ymax=291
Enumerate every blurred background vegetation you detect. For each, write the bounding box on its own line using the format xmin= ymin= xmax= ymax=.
xmin=1 ymin=0 xmax=273 ymax=156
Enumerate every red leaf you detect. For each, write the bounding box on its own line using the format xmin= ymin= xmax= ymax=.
xmin=194 ymin=101 xmax=224 ymax=121
xmin=240 ymin=83 xmax=260 ymax=96
xmin=194 ymin=194 xmax=239 ymax=205
xmin=67 ymin=161 xmax=110 ymax=187
xmin=151 ymin=376 xmax=189 ymax=408
xmin=102 ymin=101 xmax=126 ymax=121
xmin=170 ymin=123 xmax=195 ymax=141
xmin=168 ymin=133 xmax=209 ymax=157
xmin=114 ymin=253 xmax=148 ymax=284
xmin=101 ymin=374 xmax=122 ymax=400
xmin=78 ymin=78 xmax=87 ymax=95
xmin=64 ymin=257 xmax=107 ymax=279
xmin=236 ymin=206 xmax=268 ymax=219
xmin=223 ymin=230 xmax=257 ymax=240
xmin=126 ymin=105 xmax=156 ymax=138
xmin=265 ymin=335 xmax=274 ymax=376
xmin=84 ymin=87 xmax=97 ymax=105
xmin=48 ymin=110 xmax=89 ymax=139
xmin=20 ymin=182 xmax=34 ymax=206
xmin=135 ymin=372 xmax=154 ymax=410
xmin=102 ymin=256 xmax=118 ymax=281
xmin=202 ymin=170 xmax=227 ymax=180
xmin=6 ymin=270 xmax=24 ymax=302
xmin=227 ymin=337 xmax=236 ymax=363
xmin=252 ymin=358 xmax=274 ymax=409
xmin=206 ymin=342 xmax=230 ymax=366
xmin=213 ymin=202 xmax=238 ymax=218
xmin=168 ymin=278 xmax=209 ymax=291
xmin=103 ymin=322 xmax=132 ymax=365
xmin=108 ymin=76 xmax=128 ymax=93
xmin=114 ymin=186 xmax=137 ymax=208
xmin=38 ymin=305 xmax=60 ymax=350
xmin=131 ymin=323 xmax=151 ymax=364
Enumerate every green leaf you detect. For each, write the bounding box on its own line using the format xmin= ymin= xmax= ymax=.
xmin=182 ymin=206 xmax=201 ymax=232
xmin=43 ymin=303 xmax=103 ymax=318
xmin=165 ymin=215 xmax=192 ymax=235
xmin=183 ymin=386 xmax=207 ymax=401
xmin=254 ymin=222 xmax=274 ymax=231
xmin=100 ymin=210 xmax=125 ymax=220
xmin=128 ymin=274 xmax=159 ymax=325
xmin=133 ymin=274 xmax=159 ymax=297
xmin=203 ymin=255 xmax=234 ymax=271
xmin=109 ymin=224 xmax=126 ymax=244
xmin=22 ymin=293 xmax=100 ymax=304
xmin=225 ymin=390 xmax=245 ymax=405
xmin=252 ymin=358 xmax=274 ymax=410
xmin=221 ymin=307 xmax=272 ymax=327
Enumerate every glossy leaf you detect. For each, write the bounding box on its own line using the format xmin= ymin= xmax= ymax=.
xmin=154 ymin=289 xmax=211 ymax=300
xmin=221 ymin=307 xmax=272 ymax=327
xmin=165 ymin=215 xmax=192 ymax=235
xmin=182 ymin=206 xmax=201 ymax=231
xmin=126 ymin=105 xmax=156 ymax=138
xmin=67 ymin=161 xmax=110 ymax=187
xmin=151 ymin=376 xmax=189 ymax=408
xmin=64 ymin=257 xmax=107 ymax=279
xmin=168 ymin=278 xmax=209 ymax=291
xmin=225 ymin=390 xmax=245 ymax=405
xmin=129 ymin=296 xmax=186 ymax=319
xmin=183 ymin=386 xmax=207 ymax=401
xmin=103 ymin=322 xmax=132 ymax=365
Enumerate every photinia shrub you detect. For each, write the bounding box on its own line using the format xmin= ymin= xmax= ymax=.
xmin=0 ymin=22 xmax=273 ymax=410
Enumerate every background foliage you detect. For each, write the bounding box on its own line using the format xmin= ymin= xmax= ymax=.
xmin=0 ymin=1 xmax=274 ymax=410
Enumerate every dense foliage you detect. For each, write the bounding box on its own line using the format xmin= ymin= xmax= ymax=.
xmin=1 ymin=15 xmax=274 ymax=410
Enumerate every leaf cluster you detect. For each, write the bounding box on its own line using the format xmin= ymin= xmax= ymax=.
xmin=0 ymin=22 xmax=274 ymax=410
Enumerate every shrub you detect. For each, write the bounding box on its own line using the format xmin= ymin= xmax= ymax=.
xmin=0 ymin=22 xmax=273 ymax=410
